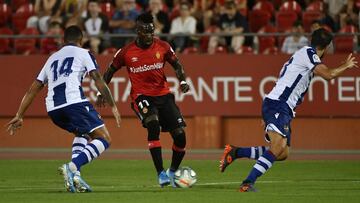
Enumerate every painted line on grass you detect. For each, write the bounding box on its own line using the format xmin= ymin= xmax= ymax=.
xmin=1 ymin=180 xmax=359 ymax=192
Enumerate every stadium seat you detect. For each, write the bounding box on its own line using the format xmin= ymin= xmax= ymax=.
xmin=302 ymin=11 xmax=322 ymax=32
xmin=334 ymin=37 xmax=354 ymax=53
xmin=0 ymin=3 xmax=11 ymax=26
xmin=0 ymin=27 xmax=13 ymax=54
xmin=252 ymin=0 xmax=274 ymax=17
xmin=100 ymin=2 xmax=115 ymax=20
xmin=263 ymin=46 xmax=279 ymax=54
xmin=279 ymin=0 xmax=302 ymax=16
xmin=14 ymin=27 xmax=39 ymax=54
xmin=306 ymin=0 xmax=323 ymax=12
xmin=257 ymin=24 xmax=277 ymax=54
xmin=12 ymin=0 xmax=29 ymax=11
xmin=334 ymin=25 xmax=358 ymax=53
xmin=12 ymin=4 xmax=34 ymax=34
xmin=248 ymin=10 xmax=271 ymax=32
xmin=276 ymin=10 xmax=298 ymax=32
xmin=182 ymin=46 xmax=199 ymax=54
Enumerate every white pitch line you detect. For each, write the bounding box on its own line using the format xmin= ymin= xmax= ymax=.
xmin=0 ymin=180 xmax=359 ymax=192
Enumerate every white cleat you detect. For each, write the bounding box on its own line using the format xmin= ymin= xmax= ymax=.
xmin=73 ymin=174 xmax=92 ymax=193
xmin=58 ymin=164 xmax=76 ymax=193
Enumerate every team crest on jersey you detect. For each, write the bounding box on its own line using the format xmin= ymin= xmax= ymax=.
xmin=142 ymin=107 xmax=148 ymax=114
xmin=131 ymin=57 xmax=138 ymax=62
xmin=155 ymin=51 xmax=161 ymax=59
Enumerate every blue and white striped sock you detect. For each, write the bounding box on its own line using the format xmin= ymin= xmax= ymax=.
xmin=70 ymin=138 xmax=110 ymax=171
xmin=244 ymin=150 xmax=276 ymax=183
xmin=236 ymin=146 xmax=269 ymax=159
xmin=71 ymin=136 xmax=89 ymax=159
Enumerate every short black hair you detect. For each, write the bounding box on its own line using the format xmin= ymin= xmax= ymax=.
xmin=136 ymin=12 xmax=154 ymax=24
xmin=311 ymin=28 xmax=333 ymax=49
xmin=64 ymin=25 xmax=83 ymax=43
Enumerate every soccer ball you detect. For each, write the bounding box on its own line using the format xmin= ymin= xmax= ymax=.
xmin=174 ymin=166 xmax=197 ymax=188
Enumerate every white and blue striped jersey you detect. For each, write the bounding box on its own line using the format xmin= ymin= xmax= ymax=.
xmin=36 ymin=44 xmax=99 ymax=112
xmin=266 ymin=46 xmax=322 ymax=114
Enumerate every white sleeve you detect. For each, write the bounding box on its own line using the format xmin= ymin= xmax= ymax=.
xmin=189 ymin=17 xmax=196 ymax=34
xmin=303 ymin=48 xmax=322 ymax=71
xmin=83 ymin=51 xmax=99 ymax=73
xmin=36 ymin=61 xmax=48 ymax=84
xmin=170 ymin=19 xmax=178 ymax=34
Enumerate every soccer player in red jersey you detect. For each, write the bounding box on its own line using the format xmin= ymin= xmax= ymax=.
xmin=97 ymin=13 xmax=190 ymax=187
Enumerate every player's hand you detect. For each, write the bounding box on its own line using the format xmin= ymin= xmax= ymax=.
xmin=112 ymin=106 xmax=121 ymax=127
xmin=6 ymin=116 xmax=23 ymax=136
xmin=180 ymin=82 xmax=190 ymax=93
xmin=343 ymin=53 xmax=358 ymax=69
xmin=96 ymin=94 xmax=106 ymax=108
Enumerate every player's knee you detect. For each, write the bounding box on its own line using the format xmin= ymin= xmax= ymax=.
xmin=146 ymin=118 xmax=160 ymax=141
xmin=270 ymin=140 xmax=286 ymax=158
xmin=278 ymin=147 xmax=290 ymax=161
xmin=90 ymin=126 xmax=112 ymax=145
xmin=171 ymin=128 xmax=186 ymax=149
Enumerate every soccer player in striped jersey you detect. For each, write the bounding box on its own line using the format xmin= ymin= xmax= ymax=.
xmin=6 ymin=26 xmax=121 ymax=193
xmin=220 ymin=28 xmax=358 ymax=192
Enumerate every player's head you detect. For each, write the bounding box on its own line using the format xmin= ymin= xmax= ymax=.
xmin=135 ymin=12 xmax=155 ymax=47
xmin=310 ymin=28 xmax=332 ymax=55
xmin=64 ymin=25 xmax=83 ymax=45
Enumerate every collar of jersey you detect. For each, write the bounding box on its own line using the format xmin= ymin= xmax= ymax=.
xmin=63 ymin=43 xmax=78 ymax=47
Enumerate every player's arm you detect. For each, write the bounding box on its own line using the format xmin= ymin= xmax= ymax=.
xmin=169 ymin=59 xmax=190 ymax=93
xmin=166 ymin=45 xmax=190 ymax=93
xmin=90 ymin=70 xmax=121 ymax=127
xmin=6 ymin=80 xmax=44 ymax=135
xmin=103 ymin=64 xmax=119 ymax=85
xmin=313 ymin=53 xmax=358 ymax=80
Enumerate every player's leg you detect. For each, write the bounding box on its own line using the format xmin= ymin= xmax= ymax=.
xmin=166 ymin=127 xmax=187 ymax=187
xmin=239 ymin=98 xmax=292 ymax=192
xmin=56 ymin=102 xmax=110 ymax=192
xmin=220 ymin=144 xmax=269 ymax=172
xmin=133 ymin=96 xmax=169 ymax=186
xmin=67 ymin=126 xmax=111 ymax=192
xmin=239 ymin=131 xmax=287 ymax=192
xmin=158 ymin=94 xmax=187 ymax=187
xmin=169 ymin=127 xmax=186 ymax=172
xmin=71 ymin=135 xmax=90 ymax=159
xmin=145 ymin=115 xmax=164 ymax=173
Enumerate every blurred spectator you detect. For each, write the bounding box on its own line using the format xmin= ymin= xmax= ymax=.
xmin=281 ymin=21 xmax=308 ymax=54
xmin=110 ymin=0 xmax=139 ymax=48
xmin=27 ymin=0 xmax=62 ymax=33
xmin=169 ymin=2 xmax=196 ymax=52
xmin=323 ymin=0 xmax=348 ymax=31
xmin=83 ymin=0 xmax=109 ymax=54
xmin=208 ymin=0 xmax=248 ymax=54
xmin=310 ymin=20 xmax=322 ymax=33
xmin=53 ymin=0 xmax=88 ymax=27
xmin=148 ymin=0 xmax=170 ymax=34
xmin=41 ymin=21 xmax=63 ymax=54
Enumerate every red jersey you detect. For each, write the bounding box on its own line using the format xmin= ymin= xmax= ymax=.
xmin=111 ymin=38 xmax=178 ymax=101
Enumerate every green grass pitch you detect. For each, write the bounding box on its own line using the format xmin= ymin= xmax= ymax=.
xmin=0 ymin=159 xmax=359 ymax=203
